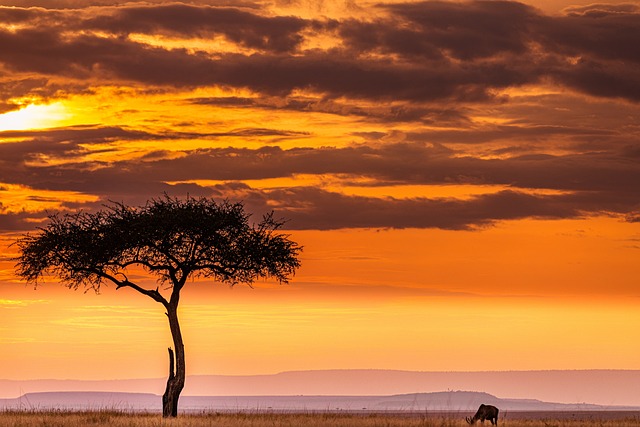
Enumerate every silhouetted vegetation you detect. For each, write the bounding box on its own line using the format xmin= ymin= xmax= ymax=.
xmin=15 ymin=196 xmax=301 ymax=418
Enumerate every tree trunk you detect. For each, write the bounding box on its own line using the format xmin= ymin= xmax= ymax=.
xmin=162 ymin=305 xmax=185 ymax=417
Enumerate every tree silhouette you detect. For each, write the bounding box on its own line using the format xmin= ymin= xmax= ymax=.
xmin=15 ymin=195 xmax=301 ymax=417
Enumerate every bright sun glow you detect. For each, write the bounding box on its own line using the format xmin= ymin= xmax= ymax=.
xmin=0 ymin=103 xmax=70 ymax=131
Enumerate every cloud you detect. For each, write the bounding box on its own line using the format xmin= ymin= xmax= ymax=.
xmin=190 ymin=95 xmax=472 ymax=124
xmin=549 ymin=59 xmax=640 ymax=101
xmin=1 ymin=133 xmax=638 ymax=231
xmin=0 ymin=211 xmax=48 ymax=232
xmin=0 ymin=125 xmax=162 ymax=163
xmin=201 ymin=184 xmax=632 ymax=230
xmin=84 ymin=3 xmax=308 ymax=52
xmin=0 ymin=78 xmax=49 ymax=113
xmin=0 ymin=28 xmax=216 ymax=85
xmin=342 ymin=1 xmax=536 ymax=61
xmin=0 ymin=0 xmax=261 ymax=9
xmin=626 ymin=212 xmax=640 ymax=223
xmin=3 ymin=130 xmax=639 ymax=195
xmin=0 ymin=1 xmax=639 ymax=232
xmin=192 ymin=52 xmax=534 ymax=101
xmin=1 ymin=1 xmax=639 ymax=101
xmin=101 ymin=144 xmax=640 ymax=194
xmin=1 ymin=181 xmax=621 ymax=232
xmin=0 ymin=124 xmax=307 ymax=165
xmin=0 ymin=299 xmax=49 ymax=307
xmin=0 ymin=3 xmax=309 ymax=54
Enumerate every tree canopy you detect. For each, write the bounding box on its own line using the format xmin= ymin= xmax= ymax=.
xmin=15 ymin=195 xmax=302 ymax=417
xmin=16 ymin=196 xmax=301 ymax=300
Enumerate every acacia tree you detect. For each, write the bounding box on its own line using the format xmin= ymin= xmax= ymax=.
xmin=15 ymin=195 xmax=301 ymax=417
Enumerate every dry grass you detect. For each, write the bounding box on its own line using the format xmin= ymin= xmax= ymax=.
xmin=1 ymin=411 xmax=640 ymax=427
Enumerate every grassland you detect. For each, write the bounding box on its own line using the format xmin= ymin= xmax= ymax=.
xmin=2 ymin=411 xmax=640 ymax=427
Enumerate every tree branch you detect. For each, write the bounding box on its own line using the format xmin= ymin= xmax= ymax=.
xmin=187 ymin=237 xmax=201 ymax=264
xmin=84 ymin=267 xmax=169 ymax=307
xmin=117 ymin=259 xmax=172 ymax=272
xmin=193 ymin=262 xmax=236 ymax=276
xmin=117 ymin=279 xmax=169 ymax=307
xmin=148 ymin=242 xmax=183 ymax=269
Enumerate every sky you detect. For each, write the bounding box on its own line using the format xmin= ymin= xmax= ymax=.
xmin=0 ymin=0 xmax=639 ymax=387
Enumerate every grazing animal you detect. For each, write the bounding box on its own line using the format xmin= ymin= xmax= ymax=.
xmin=465 ymin=404 xmax=499 ymax=425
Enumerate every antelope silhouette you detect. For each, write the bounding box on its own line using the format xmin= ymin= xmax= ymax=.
xmin=465 ymin=404 xmax=499 ymax=425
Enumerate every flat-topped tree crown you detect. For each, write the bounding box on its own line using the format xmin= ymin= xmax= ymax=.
xmin=15 ymin=195 xmax=302 ymax=417
xmin=16 ymin=196 xmax=301 ymax=294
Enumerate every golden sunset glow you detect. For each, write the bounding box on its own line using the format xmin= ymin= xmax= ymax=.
xmin=0 ymin=103 xmax=70 ymax=132
xmin=0 ymin=0 xmax=639 ymax=409
xmin=0 ymin=184 xmax=99 ymax=213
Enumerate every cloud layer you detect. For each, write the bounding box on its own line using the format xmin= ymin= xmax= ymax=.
xmin=0 ymin=1 xmax=639 ymax=231
xmin=1 ymin=1 xmax=639 ymax=99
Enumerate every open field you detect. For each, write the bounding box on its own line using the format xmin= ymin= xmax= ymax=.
xmin=2 ymin=411 xmax=640 ymax=427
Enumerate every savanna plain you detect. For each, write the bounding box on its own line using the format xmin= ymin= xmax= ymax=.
xmin=2 ymin=411 xmax=640 ymax=427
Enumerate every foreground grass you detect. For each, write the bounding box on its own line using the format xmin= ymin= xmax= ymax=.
xmin=2 ymin=411 xmax=640 ymax=427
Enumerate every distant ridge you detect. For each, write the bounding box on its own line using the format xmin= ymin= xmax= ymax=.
xmin=2 ymin=390 xmax=637 ymax=412
xmin=2 ymin=369 xmax=640 ymax=406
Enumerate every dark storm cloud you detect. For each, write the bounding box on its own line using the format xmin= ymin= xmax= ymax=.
xmin=549 ymin=58 xmax=640 ymax=101
xmin=0 ymin=126 xmax=167 ymax=163
xmin=84 ymin=3 xmax=308 ymax=52
xmin=165 ymin=51 xmax=532 ymax=100
xmin=165 ymin=182 xmax=637 ymax=230
xmin=0 ymin=77 xmax=87 ymax=113
xmin=190 ymin=96 xmax=471 ymax=124
xmin=361 ymin=1 xmax=640 ymax=65
xmin=1 ymin=1 xmax=640 ymax=231
xmin=0 ymin=139 xmax=637 ymax=231
xmin=1 ymin=125 xmax=155 ymax=143
xmin=235 ymin=186 xmax=595 ymax=230
xmin=83 ymin=143 xmax=635 ymax=196
xmin=338 ymin=1 xmax=640 ymax=101
xmin=400 ymin=124 xmax=617 ymax=145
xmin=3 ymin=135 xmax=639 ymax=195
xmin=0 ymin=210 xmax=48 ymax=232
xmin=0 ymin=78 xmax=45 ymax=113
xmin=1 ymin=1 xmax=640 ymax=102
xmin=0 ymin=28 xmax=217 ymax=84
xmin=539 ymin=4 xmax=640 ymax=64
xmin=0 ymin=125 xmax=307 ymax=165
xmin=0 ymin=3 xmax=307 ymax=53
xmin=0 ymin=26 xmax=530 ymax=99
xmin=0 ymin=183 xmax=623 ymax=232
xmin=341 ymin=1 xmax=537 ymax=61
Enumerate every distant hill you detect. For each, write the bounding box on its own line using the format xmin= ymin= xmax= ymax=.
xmin=2 ymin=390 xmax=637 ymax=412
xmin=2 ymin=369 xmax=640 ymax=406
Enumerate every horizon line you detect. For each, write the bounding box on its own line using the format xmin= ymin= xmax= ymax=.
xmin=4 ymin=368 xmax=640 ymax=382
